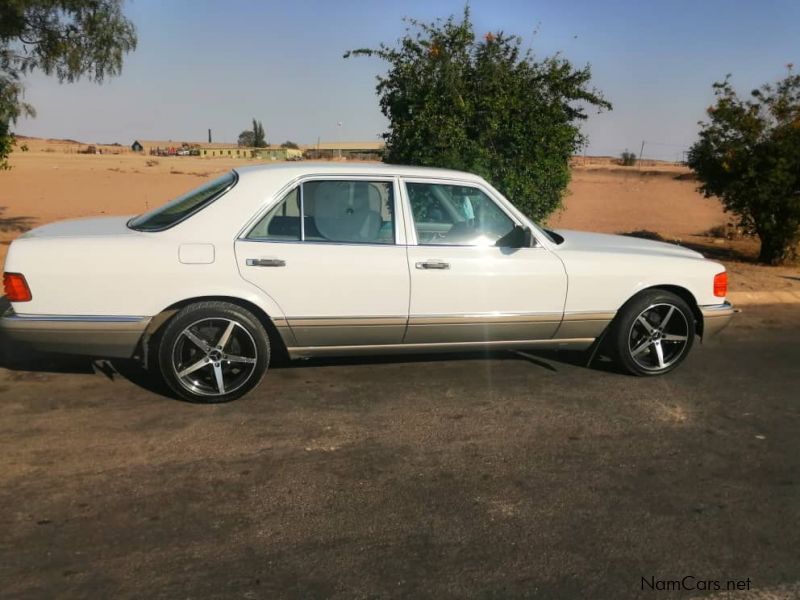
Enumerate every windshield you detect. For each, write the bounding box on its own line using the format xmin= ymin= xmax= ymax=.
xmin=128 ymin=171 xmax=238 ymax=231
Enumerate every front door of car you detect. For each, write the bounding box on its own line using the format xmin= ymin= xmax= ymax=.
xmin=401 ymin=179 xmax=567 ymax=344
xmin=235 ymin=177 xmax=409 ymax=347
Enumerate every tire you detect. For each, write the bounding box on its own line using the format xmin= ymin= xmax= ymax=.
xmin=611 ymin=289 xmax=695 ymax=376
xmin=157 ymin=301 xmax=270 ymax=403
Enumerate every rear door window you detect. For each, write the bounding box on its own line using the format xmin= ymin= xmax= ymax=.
xmin=246 ymin=179 xmax=395 ymax=245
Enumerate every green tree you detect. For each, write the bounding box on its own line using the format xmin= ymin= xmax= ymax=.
xmin=280 ymin=140 xmax=299 ymax=149
xmin=237 ymin=129 xmax=255 ymax=147
xmin=252 ymin=118 xmax=267 ymax=148
xmin=345 ymin=7 xmax=610 ymax=222
xmin=688 ymin=68 xmax=800 ymax=264
xmin=0 ymin=0 xmax=137 ymax=169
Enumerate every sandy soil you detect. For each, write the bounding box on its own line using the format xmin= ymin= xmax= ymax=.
xmin=1 ymin=145 xmax=798 ymax=294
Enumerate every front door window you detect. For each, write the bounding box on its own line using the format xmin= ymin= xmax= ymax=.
xmin=406 ymin=182 xmax=515 ymax=246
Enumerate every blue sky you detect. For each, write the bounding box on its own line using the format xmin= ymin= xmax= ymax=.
xmin=14 ymin=0 xmax=800 ymax=160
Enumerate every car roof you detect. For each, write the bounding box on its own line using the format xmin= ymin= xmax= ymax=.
xmin=233 ymin=161 xmax=485 ymax=183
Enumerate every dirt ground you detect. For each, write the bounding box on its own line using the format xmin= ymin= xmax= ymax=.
xmin=2 ymin=142 xmax=799 ymax=598
xmin=1 ymin=141 xmax=799 ymax=294
xmin=1 ymin=305 xmax=799 ymax=598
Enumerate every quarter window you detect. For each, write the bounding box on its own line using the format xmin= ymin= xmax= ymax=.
xmin=406 ymin=182 xmax=515 ymax=246
xmin=246 ymin=180 xmax=395 ymax=245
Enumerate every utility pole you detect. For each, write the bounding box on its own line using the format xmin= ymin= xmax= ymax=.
xmin=638 ymin=140 xmax=645 ymax=165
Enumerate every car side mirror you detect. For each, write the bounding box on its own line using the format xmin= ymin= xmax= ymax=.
xmin=495 ymin=225 xmax=534 ymax=248
xmin=522 ymin=227 xmax=534 ymax=248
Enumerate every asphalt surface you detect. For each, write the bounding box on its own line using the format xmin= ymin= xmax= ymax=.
xmin=1 ymin=305 xmax=798 ymax=599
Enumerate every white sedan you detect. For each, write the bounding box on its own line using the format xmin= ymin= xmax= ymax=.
xmin=1 ymin=163 xmax=733 ymax=402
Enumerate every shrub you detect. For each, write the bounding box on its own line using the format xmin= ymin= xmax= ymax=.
xmin=620 ymin=150 xmax=637 ymax=166
xmin=345 ymin=7 xmax=611 ymax=222
xmin=688 ymin=68 xmax=800 ymax=264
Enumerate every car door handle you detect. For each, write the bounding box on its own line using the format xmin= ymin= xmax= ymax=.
xmin=246 ymin=258 xmax=286 ymax=267
xmin=415 ymin=260 xmax=450 ymax=270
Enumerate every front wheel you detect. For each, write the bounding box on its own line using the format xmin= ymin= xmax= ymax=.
xmin=611 ymin=290 xmax=695 ymax=376
xmin=157 ymin=301 xmax=270 ymax=402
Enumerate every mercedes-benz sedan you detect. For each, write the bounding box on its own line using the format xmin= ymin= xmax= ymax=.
xmin=1 ymin=164 xmax=734 ymax=402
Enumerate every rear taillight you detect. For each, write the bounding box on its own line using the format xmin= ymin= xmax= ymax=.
xmin=3 ymin=273 xmax=32 ymax=302
xmin=713 ymin=272 xmax=728 ymax=297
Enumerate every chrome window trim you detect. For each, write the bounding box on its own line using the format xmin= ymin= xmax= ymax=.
xmin=238 ymin=174 xmax=401 ymax=246
xmin=299 ymin=182 xmax=305 ymax=241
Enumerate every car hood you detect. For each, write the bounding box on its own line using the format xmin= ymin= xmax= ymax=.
xmin=552 ymin=229 xmax=703 ymax=259
xmin=21 ymin=215 xmax=136 ymax=239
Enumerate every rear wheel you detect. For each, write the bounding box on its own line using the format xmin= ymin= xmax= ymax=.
xmin=157 ymin=301 xmax=270 ymax=402
xmin=611 ymin=290 xmax=695 ymax=376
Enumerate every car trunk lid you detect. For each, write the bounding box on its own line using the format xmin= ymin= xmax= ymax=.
xmin=21 ymin=216 xmax=136 ymax=239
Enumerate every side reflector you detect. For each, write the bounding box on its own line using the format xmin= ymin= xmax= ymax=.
xmin=3 ymin=272 xmax=32 ymax=302
xmin=713 ymin=272 xmax=728 ymax=297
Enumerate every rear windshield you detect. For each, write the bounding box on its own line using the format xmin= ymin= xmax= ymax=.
xmin=128 ymin=171 xmax=238 ymax=231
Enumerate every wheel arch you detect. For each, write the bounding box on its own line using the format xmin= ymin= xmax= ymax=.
xmin=634 ymin=284 xmax=704 ymax=337
xmin=138 ymin=295 xmax=291 ymax=365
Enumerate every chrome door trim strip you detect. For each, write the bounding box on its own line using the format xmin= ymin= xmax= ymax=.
xmin=285 ymin=311 xmax=620 ymax=328
xmin=561 ymin=311 xmax=616 ymax=321
xmin=284 ymin=312 xmax=620 ymax=348
xmin=7 ymin=313 xmax=149 ymax=323
xmin=409 ymin=312 xmax=562 ymax=325
xmin=289 ymin=316 xmax=408 ymax=327
xmin=288 ymin=313 xmax=566 ymax=328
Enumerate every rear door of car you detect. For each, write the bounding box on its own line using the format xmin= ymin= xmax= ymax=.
xmin=235 ymin=176 xmax=409 ymax=348
xmin=400 ymin=178 xmax=567 ymax=344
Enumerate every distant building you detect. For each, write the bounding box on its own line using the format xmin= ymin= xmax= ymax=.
xmin=132 ymin=139 xmax=194 ymax=156
xmin=302 ymin=141 xmax=384 ymax=160
xmin=252 ymin=146 xmax=303 ymax=161
xmin=130 ymin=138 xmax=381 ymax=160
xmin=198 ymin=144 xmax=302 ymax=160
xmin=197 ymin=143 xmax=251 ymax=158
